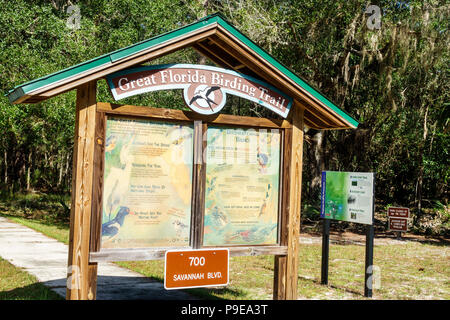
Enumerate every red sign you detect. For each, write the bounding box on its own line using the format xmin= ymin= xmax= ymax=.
xmin=164 ymin=248 xmax=229 ymax=290
xmin=388 ymin=207 xmax=410 ymax=218
xmin=389 ymin=217 xmax=408 ymax=232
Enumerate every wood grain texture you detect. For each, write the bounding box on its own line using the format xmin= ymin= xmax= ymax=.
xmin=273 ymin=126 xmax=292 ymax=299
xmin=89 ymin=246 xmax=288 ymax=262
xmin=89 ymin=110 xmax=106 ymax=253
xmin=190 ymin=121 xmax=207 ymax=249
xmin=214 ymin=27 xmax=350 ymax=129
xmin=97 ymin=102 xmax=291 ymax=129
xmin=32 ymin=26 xmax=217 ymax=100
xmin=66 ymin=81 xmax=97 ymax=300
xmin=273 ymin=103 xmax=304 ymax=300
xmin=285 ymin=104 xmax=304 ymax=300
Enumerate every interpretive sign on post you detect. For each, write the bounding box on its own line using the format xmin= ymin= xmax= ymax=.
xmin=320 ymin=171 xmax=376 ymax=298
xmin=164 ymin=248 xmax=229 ymax=290
xmin=320 ymin=171 xmax=374 ymax=225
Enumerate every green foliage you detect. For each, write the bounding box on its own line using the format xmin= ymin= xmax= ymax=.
xmin=0 ymin=1 xmax=448 ymax=233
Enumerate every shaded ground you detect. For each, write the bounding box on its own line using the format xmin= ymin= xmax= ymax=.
xmin=0 ymin=208 xmax=448 ymax=300
xmin=301 ymin=230 xmax=449 ymax=246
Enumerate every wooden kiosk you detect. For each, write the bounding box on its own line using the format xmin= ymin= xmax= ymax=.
xmin=7 ymin=14 xmax=358 ymax=300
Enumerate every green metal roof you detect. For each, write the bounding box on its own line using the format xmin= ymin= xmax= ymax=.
xmin=7 ymin=13 xmax=358 ymax=129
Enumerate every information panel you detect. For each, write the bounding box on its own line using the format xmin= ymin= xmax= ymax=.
xmin=203 ymin=126 xmax=281 ymax=246
xmin=320 ymin=171 xmax=374 ymax=225
xmin=101 ymin=117 xmax=194 ymax=249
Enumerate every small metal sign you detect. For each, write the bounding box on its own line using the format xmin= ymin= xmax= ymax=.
xmin=387 ymin=207 xmax=409 ymax=232
xmin=164 ymin=248 xmax=229 ymax=290
xmin=387 ymin=207 xmax=410 ymax=219
xmin=389 ymin=217 xmax=408 ymax=232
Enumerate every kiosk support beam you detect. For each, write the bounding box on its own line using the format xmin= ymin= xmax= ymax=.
xmin=66 ymin=80 xmax=98 ymax=300
xmin=273 ymin=105 xmax=304 ymax=300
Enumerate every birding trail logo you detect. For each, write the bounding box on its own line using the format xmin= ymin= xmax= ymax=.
xmin=186 ymin=84 xmax=224 ymax=114
xmin=107 ymin=64 xmax=293 ymax=118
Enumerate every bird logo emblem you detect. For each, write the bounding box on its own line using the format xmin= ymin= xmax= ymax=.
xmin=185 ymin=84 xmax=224 ymax=114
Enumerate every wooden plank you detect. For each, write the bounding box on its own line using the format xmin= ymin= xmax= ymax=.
xmin=192 ymin=43 xmax=236 ymax=70
xmin=96 ymin=102 xmax=291 ymax=129
xmin=213 ymin=29 xmax=350 ymax=129
xmin=273 ymin=103 xmax=304 ymax=300
xmin=89 ymin=110 xmax=106 ymax=253
xmin=31 ymin=26 xmax=218 ymax=100
xmin=273 ymin=125 xmax=292 ymax=299
xmin=66 ymin=80 xmax=97 ymax=300
xmin=285 ymin=104 xmax=304 ymax=299
xmin=190 ymin=121 xmax=207 ymax=249
xmin=89 ymin=246 xmax=288 ymax=262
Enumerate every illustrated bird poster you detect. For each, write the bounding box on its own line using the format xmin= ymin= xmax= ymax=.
xmin=203 ymin=126 xmax=281 ymax=246
xmin=101 ymin=117 xmax=194 ymax=249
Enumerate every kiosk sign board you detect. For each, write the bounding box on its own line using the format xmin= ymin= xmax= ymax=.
xmin=320 ymin=171 xmax=374 ymax=225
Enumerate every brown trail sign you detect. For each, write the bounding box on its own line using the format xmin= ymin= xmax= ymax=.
xmin=7 ymin=13 xmax=359 ymax=300
xmin=388 ymin=207 xmax=410 ymax=233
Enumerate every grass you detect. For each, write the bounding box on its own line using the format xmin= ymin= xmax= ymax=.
xmin=0 ymin=257 xmax=63 ymax=300
xmin=0 ymin=194 xmax=449 ymax=300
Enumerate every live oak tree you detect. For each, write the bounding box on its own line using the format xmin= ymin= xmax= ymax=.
xmin=0 ymin=0 xmax=448 ymax=234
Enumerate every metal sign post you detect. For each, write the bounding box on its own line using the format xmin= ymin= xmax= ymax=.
xmin=364 ymin=224 xmax=375 ymax=298
xmin=321 ymin=219 xmax=330 ymax=285
xmin=364 ymin=175 xmax=376 ymax=298
xmin=320 ymin=171 xmax=376 ymax=298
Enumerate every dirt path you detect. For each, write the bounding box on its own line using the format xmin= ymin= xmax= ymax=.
xmin=300 ymin=230 xmax=449 ymax=246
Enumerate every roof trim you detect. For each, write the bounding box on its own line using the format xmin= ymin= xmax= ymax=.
xmin=7 ymin=13 xmax=358 ymax=129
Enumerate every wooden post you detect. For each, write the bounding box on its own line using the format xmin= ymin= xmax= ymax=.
xmin=273 ymin=104 xmax=304 ymax=300
xmin=191 ymin=121 xmax=206 ymax=249
xmin=66 ymin=80 xmax=98 ymax=300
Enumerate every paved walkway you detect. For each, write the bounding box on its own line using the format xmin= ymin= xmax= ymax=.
xmin=0 ymin=217 xmax=195 ymax=300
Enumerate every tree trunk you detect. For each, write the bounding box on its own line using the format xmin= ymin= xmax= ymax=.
xmin=4 ymin=149 xmax=7 ymax=185
xmin=308 ymin=130 xmax=326 ymax=197
xmin=26 ymin=151 xmax=32 ymax=191
xmin=414 ymin=105 xmax=429 ymax=224
xmin=58 ymin=153 xmax=63 ymax=187
xmin=64 ymin=153 xmax=70 ymax=191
